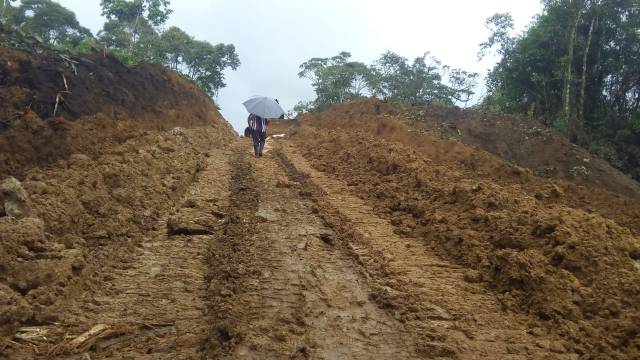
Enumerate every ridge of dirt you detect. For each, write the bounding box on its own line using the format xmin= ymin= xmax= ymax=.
xmin=21 ymin=146 xmax=230 ymax=359
xmin=308 ymin=100 xmax=640 ymax=200
xmin=289 ymin=107 xmax=640 ymax=238
xmin=286 ymin=115 xmax=640 ymax=359
xmin=0 ymin=47 xmax=234 ymax=178
xmin=302 ymin=100 xmax=640 ymax=200
xmin=0 ymin=47 xmax=237 ymax=352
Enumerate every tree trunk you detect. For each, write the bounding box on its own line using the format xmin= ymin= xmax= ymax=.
xmin=562 ymin=2 xmax=582 ymax=137
xmin=576 ymin=13 xmax=597 ymax=141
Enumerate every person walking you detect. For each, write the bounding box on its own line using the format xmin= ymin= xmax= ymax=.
xmin=248 ymin=113 xmax=268 ymax=157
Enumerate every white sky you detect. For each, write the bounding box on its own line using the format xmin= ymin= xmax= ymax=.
xmin=55 ymin=0 xmax=542 ymax=132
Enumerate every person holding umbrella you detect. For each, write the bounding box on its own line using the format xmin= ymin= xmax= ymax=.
xmin=247 ymin=112 xmax=268 ymax=157
xmin=242 ymin=96 xmax=284 ymax=157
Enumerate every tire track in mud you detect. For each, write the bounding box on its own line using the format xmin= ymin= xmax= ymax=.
xmin=206 ymin=145 xmax=420 ymax=359
xmin=276 ymin=142 xmax=579 ymax=360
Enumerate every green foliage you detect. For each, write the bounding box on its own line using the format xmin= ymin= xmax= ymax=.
xmin=97 ymin=1 xmax=239 ymax=97
xmin=158 ymin=26 xmax=191 ymax=70
xmin=298 ymin=51 xmax=478 ymax=112
xmin=481 ymin=1 xmax=640 ymax=181
xmin=0 ymin=0 xmax=240 ymax=100
xmin=100 ymin=0 xmax=172 ymax=27
xmin=292 ymin=100 xmax=316 ymax=114
xmin=1 ymin=0 xmax=91 ymax=49
xmin=478 ymin=13 xmax=515 ymax=59
xmin=182 ymin=41 xmax=239 ymax=97
xmin=298 ymin=52 xmax=371 ymax=111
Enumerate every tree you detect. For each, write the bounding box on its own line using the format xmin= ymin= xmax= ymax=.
xmin=0 ymin=0 xmax=240 ymax=102
xmin=158 ymin=26 xmax=191 ymax=71
xmin=100 ymin=0 xmax=172 ymax=27
xmin=182 ymin=41 xmax=240 ymax=98
xmin=298 ymin=52 xmax=372 ymax=110
xmin=0 ymin=0 xmax=17 ymax=24
xmin=369 ymin=51 xmax=477 ymax=106
xmin=3 ymin=0 xmax=92 ymax=47
xmin=98 ymin=0 xmax=171 ymax=53
xmin=480 ymin=0 xmax=640 ymax=180
xmin=298 ymin=51 xmax=478 ymax=111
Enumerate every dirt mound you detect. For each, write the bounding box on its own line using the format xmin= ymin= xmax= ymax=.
xmin=0 ymin=48 xmax=237 ymax=339
xmin=316 ymin=99 xmax=640 ymax=199
xmin=300 ymin=100 xmax=640 ymax=238
xmin=289 ymin=107 xmax=640 ymax=358
xmin=0 ymin=47 xmax=233 ymax=178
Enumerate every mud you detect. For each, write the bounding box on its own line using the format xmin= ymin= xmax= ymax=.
xmin=286 ymin=112 xmax=640 ymax=359
xmin=277 ymin=144 xmax=584 ymax=359
xmin=0 ymin=46 xmax=236 ymax=353
xmin=205 ymin=146 xmax=422 ymax=359
xmin=2 ymin=49 xmax=639 ymax=359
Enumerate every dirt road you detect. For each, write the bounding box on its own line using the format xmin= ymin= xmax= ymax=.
xmin=3 ymin=137 xmax=584 ymax=359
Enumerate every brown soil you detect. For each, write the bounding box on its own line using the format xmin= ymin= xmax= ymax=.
xmin=288 ymin=102 xmax=640 ymax=238
xmin=0 ymin=47 xmax=232 ymax=178
xmin=310 ymin=100 xmax=640 ymax=200
xmin=285 ymin=105 xmax=640 ymax=359
xmin=0 ymin=48 xmax=236 ymax=357
xmin=2 ymin=48 xmax=639 ymax=359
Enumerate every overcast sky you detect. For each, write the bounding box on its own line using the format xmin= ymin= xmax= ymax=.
xmin=56 ymin=0 xmax=542 ymax=132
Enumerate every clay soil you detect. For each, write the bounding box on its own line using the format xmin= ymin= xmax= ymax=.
xmin=1 ymin=50 xmax=639 ymax=359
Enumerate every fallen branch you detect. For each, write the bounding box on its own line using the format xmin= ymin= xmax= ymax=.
xmin=62 ymin=73 xmax=69 ymax=92
xmin=48 ymin=322 xmax=173 ymax=355
xmin=59 ymin=54 xmax=78 ymax=75
xmin=68 ymin=324 xmax=110 ymax=349
xmin=52 ymin=93 xmax=64 ymax=117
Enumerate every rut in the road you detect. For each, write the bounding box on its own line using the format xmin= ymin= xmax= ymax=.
xmin=205 ymin=147 xmax=420 ymax=359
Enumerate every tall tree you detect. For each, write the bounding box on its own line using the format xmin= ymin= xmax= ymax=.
xmin=98 ymin=0 xmax=171 ymax=53
xmin=481 ymin=0 xmax=640 ymax=179
xmin=298 ymin=51 xmax=477 ymax=112
xmin=298 ymin=52 xmax=372 ymax=110
xmin=182 ymin=41 xmax=240 ymax=98
xmin=4 ymin=0 xmax=91 ymax=46
xmin=369 ymin=51 xmax=477 ymax=106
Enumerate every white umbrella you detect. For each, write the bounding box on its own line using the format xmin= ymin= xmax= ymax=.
xmin=242 ymin=95 xmax=284 ymax=119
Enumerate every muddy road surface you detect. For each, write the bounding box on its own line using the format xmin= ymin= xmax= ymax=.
xmin=3 ymin=134 xmax=622 ymax=359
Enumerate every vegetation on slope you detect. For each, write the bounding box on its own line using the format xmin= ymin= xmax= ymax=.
xmin=0 ymin=0 xmax=239 ymax=98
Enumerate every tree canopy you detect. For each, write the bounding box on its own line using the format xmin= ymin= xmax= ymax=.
xmin=481 ymin=0 xmax=640 ymax=180
xmin=2 ymin=0 xmax=91 ymax=46
xmin=0 ymin=0 xmax=240 ymax=100
xmin=298 ymin=51 xmax=478 ymax=112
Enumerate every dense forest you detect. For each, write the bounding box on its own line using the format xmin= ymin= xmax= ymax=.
xmin=295 ymin=51 xmax=479 ymax=113
xmin=0 ymin=0 xmax=239 ymax=97
xmin=481 ymin=0 xmax=639 ymax=181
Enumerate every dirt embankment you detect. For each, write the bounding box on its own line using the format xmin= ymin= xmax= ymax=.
xmin=315 ymin=100 xmax=640 ymax=200
xmin=296 ymin=101 xmax=640 ymax=238
xmin=0 ymin=48 xmax=236 ymax=340
xmin=288 ymin=104 xmax=640 ymax=359
xmin=0 ymin=47 xmax=233 ymax=178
